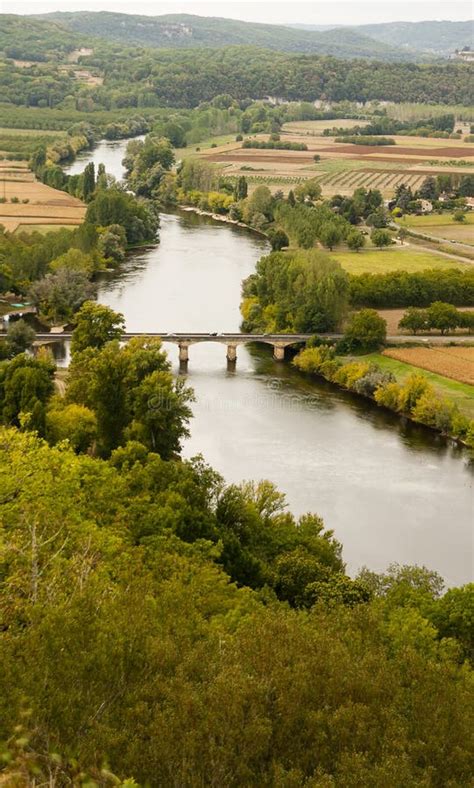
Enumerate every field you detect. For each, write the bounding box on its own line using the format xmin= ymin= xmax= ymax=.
xmin=0 ymin=161 xmax=85 ymax=233
xmin=398 ymin=214 xmax=474 ymax=246
xmin=282 ymin=119 xmax=370 ymax=135
xmin=378 ymin=307 xmax=474 ymax=335
xmin=383 ymin=347 xmax=474 ymax=385
xmin=328 ymin=247 xmax=470 ymax=274
xmin=197 ymin=125 xmax=474 ymax=197
xmin=361 ymin=352 xmax=474 ymax=417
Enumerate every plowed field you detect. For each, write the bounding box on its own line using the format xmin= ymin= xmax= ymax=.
xmin=383 ymin=347 xmax=474 ymax=385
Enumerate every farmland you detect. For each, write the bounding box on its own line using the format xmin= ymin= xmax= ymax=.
xmin=198 ymin=125 xmax=474 ymax=197
xmin=361 ymin=352 xmax=474 ymax=417
xmin=328 ymin=247 xmax=470 ymax=274
xmin=0 ymin=160 xmax=85 ymax=233
xmin=383 ymin=346 xmax=474 ymax=385
xmin=398 ymin=213 xmax=474 ymax=246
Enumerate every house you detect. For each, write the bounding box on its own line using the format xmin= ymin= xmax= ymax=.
xmin=419 ymin=199 xmax=433 ymax=214
xmin=465 ymin=197 xmax=474 ymax=210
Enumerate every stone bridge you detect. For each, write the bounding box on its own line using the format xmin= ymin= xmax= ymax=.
xmin=33 ymin=331 xmax=318 ymax=363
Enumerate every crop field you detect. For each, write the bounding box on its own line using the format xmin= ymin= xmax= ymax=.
xmin=282 ymin=119 xmax=370 ymax=135
xmin=0 ymin=162 xmax=85 ymax=233
xmin=383 ymin=347 xmax=474 ymax=386
xmin=200 ymin=130 xmax=474 ymax=197
xmin=328 ymin=247 xmax=469 ymax=274
xmin=361 ymin=352 xmax=474 ymax=417
xmin=398 ymin=214 xmax=474 ymax=246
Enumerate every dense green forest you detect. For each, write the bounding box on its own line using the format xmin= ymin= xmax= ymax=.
xmin=0 ymin=29 xmax=472 ymax=109
xmin=0 ymin=302 xmax=473 ymax=783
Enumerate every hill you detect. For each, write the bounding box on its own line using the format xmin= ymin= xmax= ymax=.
xmin=353 ymin=20 xmax=473 ymax=56
xmin=0 ymin=14 xmax=81 ymax=61
xmin=32 ymin=11 xmax=421 ymax=61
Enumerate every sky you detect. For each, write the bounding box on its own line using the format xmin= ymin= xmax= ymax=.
xmin=2 ymin=0 xmax=472 ymax=23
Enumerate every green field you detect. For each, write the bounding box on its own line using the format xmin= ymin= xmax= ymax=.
xmin=13 ymin=224 xmax=77 ymax=235
xmin=329 ymin=247 xmax=469 ymax=274
xmin=360 ymin=352 xmax=474 ymax=417
xmin=398 ymin=213 xmax=474 ymax=228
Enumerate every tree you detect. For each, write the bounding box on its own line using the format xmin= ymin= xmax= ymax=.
xmin=0 ymin=352 xmax=55 ymax=434
xmin=49 ymin=248 xmax=97 ymax=276
xmin=395 ymin=183 xmax=413 ymax=212
xmin=344 ymin=309 xmax=387 ymax=351
xmin=269 ymin=229 xmax=289 ymax=251
xmin=66 ymin=338 xmax=193 ymax=457
xmin=427 ymin=301 xmax=460 ymax=334
xmin=86 ymin=189 xmax=159 ymax=245
xmin=82 ymin=162 xmax=95 ymax=202
xmin=346 ymin=229 xmax=365 ymax=252
xmin=319 ymin=223 xmax=342 ymax=250
xmin=46 ymin=402 xmax=97 ymax=453
xmin=371 ymin=228 xmax=392 ymax=248
xmin=417 ymin=176 xmax=437 ymax=201
xmin=5 ymin=319 xmax=35 ymax=356
xmin=294 ymin=178 xmax=322 ymax=204
xmin=287 ymin=190 xmax=296 ymax=207
xmin=29 ymin=269 xmax=96 ymax=324
xmin=235 ymin=176 xmax=248 ymax=200
xmin=453 ymin=210 xmax=466 ymax=223
xmin=71 ymin=301 xmax=126 ymax=355
xmin=459 ymin=174 xmax=474 ymax=197
xmin=97 ymin=224 xmax=127 ymax=265
xmin=366 ymin=210 xmax=387 ymax=228
xmin=244 ymin=185 xmax=274 ymax=224
xmin=398 ymin=308 xmax=428 ymax=335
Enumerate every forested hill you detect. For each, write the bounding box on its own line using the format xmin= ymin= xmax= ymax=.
xmin=354 ymin=20 xmax=473 ymax=56
xmin=32 ymin=11 xmax=423 ymax=62
xmin=0 ymin=15 xmax=82 ymax=61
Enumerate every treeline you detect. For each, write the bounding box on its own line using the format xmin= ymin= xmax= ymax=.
xmin=325 ymin=112 xmax=460 ymax=139
xmin=399 ymin=302 xmax=474 ymax=334
xmin=335 ymin=135 xmax=396 ymax=145
xmin=350 ymin=268 xmax=474 ymax=308
xmin=0 ymin=303 xmax=473 ymax=782
xmin=242 ymin=139 xmax=308 ymax=151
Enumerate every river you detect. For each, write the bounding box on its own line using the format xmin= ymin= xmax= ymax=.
xmin=67 ymin=139 xmax=474 ymax=586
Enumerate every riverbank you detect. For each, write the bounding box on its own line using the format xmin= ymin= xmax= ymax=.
xmin=178 ymin=205 xmax=269 ymax=237
xmin=293 ymin=345 xmax=474 ymax=448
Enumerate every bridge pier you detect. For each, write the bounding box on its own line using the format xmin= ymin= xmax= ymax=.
xmin=273 ymin=345 xmax=285 ymax=361
xmin=178 ymin=342 xmax=189 ymax=363
xmin=226 ymin=344 xmax=237 ymax=363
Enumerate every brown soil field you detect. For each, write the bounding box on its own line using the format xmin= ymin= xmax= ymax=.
xmin=383 ymin=347 xmax=474 ymax=385
xmin=0 ymin=168 xmax=85 ymax=232
xmin=379 ymin=307 xmax=474 ymax=335
xmin=209 ymin=152 xmax=314 ymax=165
xmin=318 ymin=144 xmax=474 ymax=158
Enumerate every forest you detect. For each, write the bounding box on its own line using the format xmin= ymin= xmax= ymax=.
xmin=0 ymin=43 xmax=472 ymax=109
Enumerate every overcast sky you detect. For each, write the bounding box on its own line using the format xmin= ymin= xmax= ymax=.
xmin=2 ymin=0 xmax=472 ymax=24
